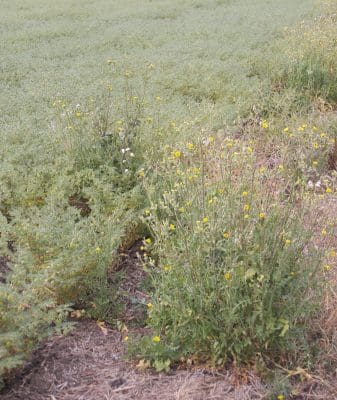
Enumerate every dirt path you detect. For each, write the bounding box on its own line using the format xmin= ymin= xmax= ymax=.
xmin=1 ymin=320 xmax=266 ymax=400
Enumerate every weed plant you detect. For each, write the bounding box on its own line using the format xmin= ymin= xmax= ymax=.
xmin=134 ymin=137 xmax=323 ymax=369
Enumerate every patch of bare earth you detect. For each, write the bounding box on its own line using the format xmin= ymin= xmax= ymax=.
xmin=1 ymin=320 xmax=266 ymax=400
xmin=0 ymin=256 xmax=10 ymax=283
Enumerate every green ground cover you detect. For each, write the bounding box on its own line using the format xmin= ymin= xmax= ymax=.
xmin=1 ymin=0 xmax=317 ymax=130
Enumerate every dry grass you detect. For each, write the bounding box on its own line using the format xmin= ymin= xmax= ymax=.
xmin=308 ymin=196 xmax=337 ymax=394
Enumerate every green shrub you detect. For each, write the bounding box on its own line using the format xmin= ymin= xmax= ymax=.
xmin=279 ymin=54 xmax=337 ymax=104
xmin=261 ymin=7 xmax=337 ymax=108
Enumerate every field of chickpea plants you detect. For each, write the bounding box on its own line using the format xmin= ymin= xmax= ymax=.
xmin=1 ymin=0 xmax=337 ymax=399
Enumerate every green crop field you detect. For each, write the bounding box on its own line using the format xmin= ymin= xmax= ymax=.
xmin=1 ymin=0 xmax=317 ymax=131
xmin=2 ymin=0 xmax=337 ymax=397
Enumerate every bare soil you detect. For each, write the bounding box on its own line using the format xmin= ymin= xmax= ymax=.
xmin=0 ymin=256 xmax=10 ymax=283
xmin=0 ymin=320 xmax=266 ymax=400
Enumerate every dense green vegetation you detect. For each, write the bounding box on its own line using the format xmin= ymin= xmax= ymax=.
xmin=1 ymin=0 xmax=337 ymax=396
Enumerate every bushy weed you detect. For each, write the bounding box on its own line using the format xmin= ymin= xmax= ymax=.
xmin=132 ymin=137 xmax=323 ymax=368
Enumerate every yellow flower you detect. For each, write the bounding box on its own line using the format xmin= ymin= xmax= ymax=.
xmin=75 ymin=111 xmax=82 ymax=117
xmin=226 ymin=142 xmax=233 ymax=148
xmin=312 ymin=142 xmax=319 ymax=149
xmin=320 ymin=133 xmax=326 ymax=138
xmin=278 ymin=165 xmax=284 ymax=171
xmin=326 ymin=187 xmax=332 ymax=193
xmin=202 ymin=217 xmax=209 ymax=224
xmin=139 ymin=169 xmax=145 ymax=177
xmin=124 ymin=336 xmax=129 ymax=341
xmin=312 ymin=160 xmax=318 ymax=167
xmin=187 ymin=143 xmax=194 ymax=150
xmin=298 ymin=126 xmax=305 ymax=132
xmin=259 ymin=212 xmax=266 ymax=219
xmin=244 ymin=214 xmax=250 ymax=219
xmin=261 ymin=120 xmax=269 ymax=129
xmin=145 ymin=238 xmax=152 ymax=244
xmin=178 ymin=207 xmax=185 ymax=213
xmin=246 ymin=146 xmax=253 ymax=154
xmin=284 ymin=239 xmax=291 ymax=246
xmin=147 ymin=303 xmax=153 ymax=309
xmin=208 ymin=136 xmax=215 ymax=143
xmin=321 ymin=228 xmax=327 ymax=236
xmin=242 ymin=191 xmax=248 ymax=197
xmin=283 ymin=127 xmax=289 ymax=132
xmin=224 ymin=272 xmax=232 ymax=280
xmin=223 ymin=232 xmax=230 ymax=239
xmin=324 ymin=265 xmax=332 ymax=271
xmin=152 ymin=336 xmax=161 ymax=343
xmin=243 ymin=204 xmax=250 ymax=212
xmin=173 ymin=150 xmax=181 ymax=158
xmin=277 ymin=395 xmax=284 ymax=400
xmin=155 ymin=96 xmax=161 ymax=101
xmin=95 ymin=247 xmax=101 ymax=253
xmin=329 ymin=250 xmax=336 ymax=257
xmin=169 ymin=223 xmax=175 ymax=231
xmin=164 ymin=265 xmax=171 ymax=272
